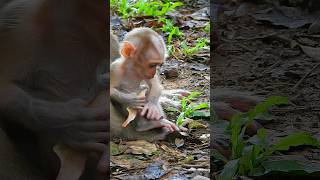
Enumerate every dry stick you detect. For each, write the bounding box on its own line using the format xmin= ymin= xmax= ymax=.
xmin=271 ymin=107 xmax=320 ymax=112
xmin=182 ymin=164 xmax=209 ymax=168
xmin=292 ymin=63 xmax=320 ymax=91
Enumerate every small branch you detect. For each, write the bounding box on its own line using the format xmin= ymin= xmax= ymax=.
xmin=292 ymin=63 xmax=320 ymax=91
xmin=271 ymin=107 xmax=320 ymax=112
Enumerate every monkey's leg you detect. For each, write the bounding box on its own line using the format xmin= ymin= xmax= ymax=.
xmin=160 ymin=89 xmax=191 ymax=109
xmin=111 ymin=102 xmax=170 ymax=141
xmin=0 ymin=126 xmax=47 ymax=180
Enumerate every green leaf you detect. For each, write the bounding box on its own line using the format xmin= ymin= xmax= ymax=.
xmin=187 ymin=91 xmax=201 ymax=100
xmin=211 ymin=149 xmax=228 ymax=163
xmin=167 ymin=30 xmax=174 ymax=44
xmin=164 ymin=106 xmax=180 ymax=113
xmin=238 ymin=145 xmax=254 ymax=175
xmin=166 ymin=44 xmax=173 ymax=56
xmin=258 ymin=160 xmax=320 ymax=175
xmin=271 ymin=132 xmax=320 ymax=152
xmin=190 ymin=111 xmax=210 ymax=119
xmin=120 ymin=0 xmax=128 ymax=16
xmin=247 ymin=128 xmax=269 ymax=151
xmin=170 ymin=2 xmax=183 ymax=10
xmin=218 ymin=159 xmax=239 ymax=180
xmin=257 ymin=128 xmax=267 ymax=139
xmin=176 ymin=112 xmax=185 ymax=126
xmin=248 ymin=96 xmax=288 ymax=120
xmin=187 ymin=120 xmax=207 ymax=129
xmin=181 ymin=97 xmax=187 ymax=112
xmin=185 ymin=104 xmax=194 ymax=117
xmin=194 ymin=103 xmax=209 ymax=110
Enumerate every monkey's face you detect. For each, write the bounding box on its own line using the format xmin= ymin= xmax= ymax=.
xmin=141 ymin=59 xmax=163 ymax=79
xmin=121 ymin=39 xmax=165 ymax=80
xmin=135 ymin=47 xmax=164 ymax=79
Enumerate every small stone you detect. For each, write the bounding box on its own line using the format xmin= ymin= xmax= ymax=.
xmin=308 ymin=20 xmax=320 ymax=34
xmin=191 ymin=175 xmax=210 ymax=180
xmin=163 ymin=68 xmax=179 ymax=79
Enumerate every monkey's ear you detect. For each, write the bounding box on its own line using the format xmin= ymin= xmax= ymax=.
xmin=121 ymin=41 xmax=136 ymax=58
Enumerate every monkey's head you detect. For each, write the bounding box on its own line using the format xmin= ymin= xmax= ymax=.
xmin=120 ymin=28 xmax=167 ymax=80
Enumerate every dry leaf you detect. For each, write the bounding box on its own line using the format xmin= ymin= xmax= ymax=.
xmin=125 ymin=140 xmax=158 ymax=156
xmin=122 ymin=89 xmax=147 ymax=127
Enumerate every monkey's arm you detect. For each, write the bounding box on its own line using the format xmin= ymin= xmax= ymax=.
xmin=110 ymin=61 xmax=145 ymax=109
xmin=145 ymin=75 xmax=163 ymax=103
xmin=140 ymin=76 xmax=163 ymax=120
xmin=0 ymin=81 xmax=107 ymax=152
xmin=0 ymin=82 xmax=69 ymax=130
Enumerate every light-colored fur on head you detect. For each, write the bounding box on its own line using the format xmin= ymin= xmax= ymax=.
xmin=120 ymin=27 xmax=167 ymax=60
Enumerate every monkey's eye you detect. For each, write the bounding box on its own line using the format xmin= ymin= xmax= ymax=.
xmin=149 ymin=64 xmax=157 ymax=68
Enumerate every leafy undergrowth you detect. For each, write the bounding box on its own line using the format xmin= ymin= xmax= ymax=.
xmin=110 ymin=0 xmax=210 ymax=179
xmin=212 ymin=1 xmax=320 ymax=179
xmin=111 ymin=0 xmax=210 ymax=62
xmin=213 ymin=96 xmax=320 ymax=180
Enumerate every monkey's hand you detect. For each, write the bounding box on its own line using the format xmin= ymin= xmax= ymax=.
xmin=136 ymin=118 xmax=180 ymax=132
xmin=0 ymin=84 xmax=107 ymax=152
xmin=111 ymin=88 xmax=146 ymax=109
xmin=140 ymin=102 xmax=161 ymax=121
xmin=30 ymin=99 xmax=108 ymax=153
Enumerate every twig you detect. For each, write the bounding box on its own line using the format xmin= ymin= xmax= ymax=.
xmin=181 ymin=164 xmax=209 ymax=168
xmin=271 ymin=107 xmax=320 ymax=112
xmin=292 ymin=63 xmax=320 ymax=91
xmin=263 ymin=61 xmax=281 ymax=74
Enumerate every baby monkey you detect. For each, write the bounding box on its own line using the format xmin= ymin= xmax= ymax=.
xmin=111 ymin=27 xmax=180 ymax=133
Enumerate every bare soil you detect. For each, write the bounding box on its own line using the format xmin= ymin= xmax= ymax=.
xmin=211 ymin=0 xmax=320 ymax=179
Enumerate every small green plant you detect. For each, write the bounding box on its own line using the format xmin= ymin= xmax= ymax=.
xmin=175 ymin=92 xmax=210 ymax=126
xmin=204 ymin=23 xmax=210 ymax=33
xmin=110 ymin=0 xmax=119 ymax=13
xmin=110 ymin=0 xmax=131 ymax=18
xmin=111 ymin=0 xmax=183 ymax=18
xmin=133 ymin=0 xmax=183 ymax=17
xmin=166 ymin=44 xmax=173 ymax=56
xmin=181 ymin=38 xmax=209 ymax=56
xmin=215 ymin=96 xmax=320 ymax=180
xmin=159 ymin=18 xmax=183 ymax=44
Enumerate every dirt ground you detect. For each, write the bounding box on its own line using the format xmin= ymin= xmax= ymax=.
xmin=212 ymin=0 xmax=320 ymax=179
xmin=110 ymin=1 xmax=211 ymax=179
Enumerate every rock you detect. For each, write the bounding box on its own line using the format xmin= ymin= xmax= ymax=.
xmin=245 ymin=121 xmax=262 ymax=136
xmin=191 ymin=175 xmax=210 ymax=180
xmin=168 ymin=175 xmax=188 ymax=180
xmin=163 ymin=67 xmax=179 ymax=79
xmin=143 ymin=161 xmax=166 ymax=179
xmin=308 ymin=20 xmax=320 ymax=34
xmin=235 ymin=2 xmax=253 ymax=17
